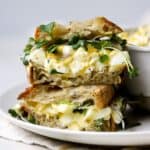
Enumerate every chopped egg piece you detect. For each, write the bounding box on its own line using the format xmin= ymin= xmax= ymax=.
xmin=29 ymin=44 xmax=130 ymax=77
xmin=112 ymin=110 xmax=123 ymax=124
xmin=95 ymin=107 xmax=111 ymax=120
xmin=29 ymin=48 xmax=46 ymax=66
xmin=62 ymin=45 xmax=74 ymax=57
xmin=110 ymin=51 xmax=127 ymax=66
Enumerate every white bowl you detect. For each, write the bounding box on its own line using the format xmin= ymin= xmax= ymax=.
xmin=126 ymin=44 xmax=150 ymax=97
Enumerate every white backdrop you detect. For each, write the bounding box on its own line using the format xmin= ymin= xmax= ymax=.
xmin=0 ymin=0 xmax=150 ymax=93
xmin=0 ymin=0 xmax=150 ymax=36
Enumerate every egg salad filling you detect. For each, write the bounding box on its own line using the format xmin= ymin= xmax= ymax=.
xmin=9 ymin=97 xmax=126 ymax=131
xmin=22 ymin=34 xmax=136 ymax=80
xmin=120 ymin=25 xmax=150 ymax=47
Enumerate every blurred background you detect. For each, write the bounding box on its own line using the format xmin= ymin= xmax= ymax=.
xmin=0 ymin=0 xmax=150 ymax=93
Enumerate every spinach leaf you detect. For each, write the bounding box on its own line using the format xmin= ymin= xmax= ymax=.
xmin=22 ymin=37 xmax=36 ymax=66
xmin=68 ymin=34 xmax=80 ymax=45
xmin=50 ymin=69 xmax=64 ymax=74
xmin=72 ymin=40 xmax=87 ymax=50
xmin=27 ymin=114 xmax=36 ymax=124
xmin=24 ymin=44 xmax=33 ymax=53
xmin=73 ymin=105 xmax=87 ymax=114
xmin=21 ymin=54 xmax=29 ymax=66
xmin=35 ymin=39 xmax=49 ymax=48
xmin=128 ymin=67 xmax=139 ymax=79
xmin=89 ymin=34 xmax=126 ymax=50
xmin=39 ymin=22 xmax=55 ymax=35
xmin=111 ymin=34 xmax=127 ymax=49
xmin=24 ymin=37 xmax=35 ymax=54
xmin=68 ymin=35 xmax=88 ymax=50
xmin=47 ymin=45 xmax=57 ymax=53
xmin=82 ymin=99 xmax=94 ymax=106
xmin=99 ymin=54 xmax=109 ymax=63
xmin=93 ymin=118 xmax=105 ymax=131
xmin=8 ymin=109 xmax=19 ymax=118
xmin=89 ymin=40 xmax=112 ymax=50
xmin=73 ymin=99 xmax=94 ymax=114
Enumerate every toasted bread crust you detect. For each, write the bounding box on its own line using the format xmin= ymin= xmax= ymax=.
xmin=18 ymin=84 xmax=114 ymax=109
xmin=92 ymin=85 xmax=114 ymax=108
xmin=18 ymin=85 xmax=60 ymax=100
xmin=34 ymin=17 xmax=123 ymax=42
xmin=68 ymin=17 xmax=123 ymax=38
xmin=26 ymin=65 xmax=123 ymax=88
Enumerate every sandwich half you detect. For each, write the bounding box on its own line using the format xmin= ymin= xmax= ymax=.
xmin=22 ymin=17 xmax=135 ymax=88
xmin=9 ymin=85 xmax=126 ymax=131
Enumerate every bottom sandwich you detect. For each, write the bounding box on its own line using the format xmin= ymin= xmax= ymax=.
xmin=9 ymin=85 xmax=126 ymax=131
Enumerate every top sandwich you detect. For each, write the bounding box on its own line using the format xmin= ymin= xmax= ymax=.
xmin=22 ymin=17 xmax=135 ymax=88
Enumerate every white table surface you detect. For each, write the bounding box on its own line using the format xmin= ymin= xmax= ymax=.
xmin=0 ymin=138 xmax=46 ymax=150
xmin=0 ymin=36 xmax=48 ymax=150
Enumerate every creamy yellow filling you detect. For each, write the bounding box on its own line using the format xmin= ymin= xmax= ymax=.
xmin=120 ymin=25 xmax=150 ymax=47
xmin=29 ymin=44 xmax=129 ymax=77
xmin=20 ymin=101 xmax=123 ymax=130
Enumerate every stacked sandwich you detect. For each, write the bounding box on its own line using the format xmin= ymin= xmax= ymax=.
xmin=9 ymin=17 xmax=136 ymax=131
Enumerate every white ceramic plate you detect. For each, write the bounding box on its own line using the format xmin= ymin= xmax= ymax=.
xmin=0 ymin=83 xmax=150 ymax=146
